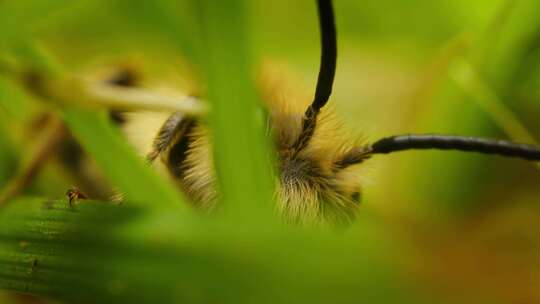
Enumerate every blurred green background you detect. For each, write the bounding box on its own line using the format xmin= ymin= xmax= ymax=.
xmin=0 ymin=0 xmax=539 ymax=303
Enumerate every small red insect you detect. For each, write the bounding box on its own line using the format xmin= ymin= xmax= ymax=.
xmin=66 ymin=188 xmax=87 ymax=207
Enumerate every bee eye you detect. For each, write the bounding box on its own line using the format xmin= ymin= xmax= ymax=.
xmin=351 ymin=192 xmax=361 ymax=204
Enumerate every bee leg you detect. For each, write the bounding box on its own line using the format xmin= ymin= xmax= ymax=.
xmin=147 ymin=112 xmax=198 ymax=176
xmin=333 ymin=146 xmax=372 ymax=170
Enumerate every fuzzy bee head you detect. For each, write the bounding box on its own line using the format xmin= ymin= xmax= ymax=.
xmin=143 ymin=0 xmax=371 ymax=226
xmin=145 ymin=91 xmax=369 ymax=226
xmin=265 ymin=92 xmax=368 ymax=225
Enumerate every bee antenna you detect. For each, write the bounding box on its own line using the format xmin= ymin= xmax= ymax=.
xmin=311 ymin=0 xmax=337 ymax=111
xmin=293 ymin=0 xmax=337 ymax=152
xmin=369 ymin=134 xmax=540 ymax=161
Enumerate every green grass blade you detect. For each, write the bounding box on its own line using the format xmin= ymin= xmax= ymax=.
xmin=193 ymin=1 xmax=275 ymax=218
xmin=0 ymin=197 xmax=417 ymax=304
xmin=451 ymin=60 xmax=538 ymax=144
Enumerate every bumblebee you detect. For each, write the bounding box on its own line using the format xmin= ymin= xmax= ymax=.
xmin=116 ymin=0 xmax=539 ymax=226
xmin=2 ymin=0 xmax=539 ymax=226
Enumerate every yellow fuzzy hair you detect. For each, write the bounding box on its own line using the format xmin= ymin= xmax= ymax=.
xmin=123 ymin=64 xmax=369 ymax=226
xmin=259 ymin=64 xmax=367 ymax=225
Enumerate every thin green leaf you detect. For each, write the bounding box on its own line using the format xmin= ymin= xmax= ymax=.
xmin=0 ymin=197 xmax=415 ymax=304
xmin=193 ymin=0 xmax=275 ymax=218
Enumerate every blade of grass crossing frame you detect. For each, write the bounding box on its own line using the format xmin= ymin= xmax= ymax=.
xmin=193 ymin=1 xmax=275 ymax=218
xmin=451 ymin=60 xmax=538 ymax=144
xmin=451 ymin=60 xmax=540 ymax=170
